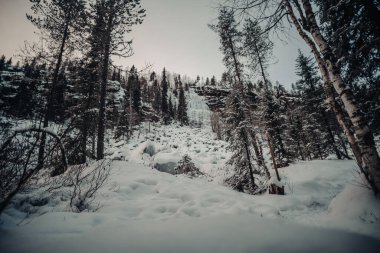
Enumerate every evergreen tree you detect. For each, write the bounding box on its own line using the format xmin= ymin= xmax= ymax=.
xmin=177 ymin=86 xmax=189 ymax=125
xmin=259 ymin=84 xmax=290 ymax=167
xmin=168 ymin=95 xmax=175 ymax=119
xmin=0 ymin=55 xmax=5 ymax=71
xmin=53 ymin=69 xmax=67 ymax=122
xmin=205 ymin=77 xmax=210 ymax=86
xmin=242 ymin=19 xmax=273 ymax=84
xmin=175 ymin=155 xmax=203 ymax=177
xmin=286 ymin=106 xmax=306 ymax=161
xmin=74 ymin=4 xmax=106 ymax=163
xmin=152 ymin=79 xmax=161 ymax=112
xmin=316 ymin=0 xmax=380 ymax=133
xmin=149 ymin=71 xmax=156 ymax=82
xmin=93 ymin=0 xmax=145 ymax=159
xmin=295 ymin=50 xmax=338 ymax=159
xmin=128 ymin=66 xmax=141 ymax=117
xmin=27 ymin=0 xmax=87 ymax=171
xmin=210 ymin=75 xmax=216 ymax=86
xmin=6 ymin=57 xmax=12 ymax=67
xmin=161 ymin=68 xmax=169 ymax=124
xmin=211 ymin=8 xmax=269 ymax=194
xmin=224 ymin=91 xmax=262 ymax=194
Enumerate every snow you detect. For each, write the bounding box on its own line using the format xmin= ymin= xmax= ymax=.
xmin=326 ymin=181 xmax=380 ymax=235
xmin=1 ymin=158 xmax=380 ymax=252
xmin=1 ymin=88 xmax=380 ymax=252
xmin=1 ymin=213 xmax=380 ymax=253
xmin=153 ymin=150 xmax=181 ymax=174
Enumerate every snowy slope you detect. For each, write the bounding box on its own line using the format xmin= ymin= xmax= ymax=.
xmin=1 ymin=89 xmax=380 ymax=252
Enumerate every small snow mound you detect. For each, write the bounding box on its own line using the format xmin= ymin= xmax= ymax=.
xmin=153 ymin=151 xmax=181 ymax=174
xmin=130 ymin=140 xmax=156 ymax=161
xmin=326 ymin=181 xmax=380 ymax=238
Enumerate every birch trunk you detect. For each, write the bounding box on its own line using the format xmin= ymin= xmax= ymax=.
xmin=301 ymin=0 xmax=380 ymax=193
xmin=286 ymin=1 xmax=362 ymax=163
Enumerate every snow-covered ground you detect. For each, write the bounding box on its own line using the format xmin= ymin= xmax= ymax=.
xmin=1 ymin=155 xmax=380 ymax=252
xmin=1 ymin=89 xmax=380 ymax=252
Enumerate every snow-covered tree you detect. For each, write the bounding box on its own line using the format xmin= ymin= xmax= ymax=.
xmin=177 ymin=86 xmax=189 ymax=125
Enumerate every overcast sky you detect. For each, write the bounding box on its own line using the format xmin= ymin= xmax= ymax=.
xmin=0 ymin=0 xmax=309 ymax=86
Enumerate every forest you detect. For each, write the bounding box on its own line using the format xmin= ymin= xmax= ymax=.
xmin=0 ymin=0 xmax=379 ymax=252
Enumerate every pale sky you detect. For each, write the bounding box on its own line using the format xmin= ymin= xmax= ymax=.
xmin=0 ymin=0 xmax=309 ymax=87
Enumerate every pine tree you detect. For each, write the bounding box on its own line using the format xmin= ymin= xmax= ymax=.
xmin=74 ymin=4 xmax=106 ymax=164
xmin=242 ymin=19 xmax=273 ymax=84
xmin=224 ymin=91 xmax=261 ymax=194
xmin=0 ymin=55 xmax=5 ymax=71
xmin=152 ymin=79 xmax=161 ymax=112
xmin=128 ymin=66 xmax=141 ymax=118
xmin=259 ymin=84 xmax=290 ymax=167
xmin=5 ymin=57 xmax=12 ymax=67
xmin=93 ymin=0 xmax=145 ymax=159
xmin=295 ymin=50 xmax=339 ymax=159
xmin=168 ymin=95 xmax=175 ymax=119
xmin=150 ymin=71 xmax=156 ymax=82
xmin=210 ymin=8 xmax=266 ymax=193
xmin=28 ymin=0 xmax=87 ymax=172
xmin=161 ymin=68 xmax=169 ymax=124
xmin=286 ymin=105 xmax=306 ymax=161
xmin=210 ymin=76 xmax=217 ymax=86
xmin=205 ymin=77 xmax=210 ymax=86
xmin=177 ymin=86 xmax=188 ymax=125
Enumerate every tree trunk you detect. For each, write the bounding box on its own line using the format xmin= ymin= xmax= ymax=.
xmin=286 ymin=1 xmax=362 ymax=164
xmin=80 ymin=71 xmax=95 ymax=164
xmin=243 ymin=138 xmax=256 ymax=191
xmin=254 ymin=132 xmax=269 ymax=177
xmin=37 ymin=20 xmax=70 ymax=171
xmin=97 ymin=14 xmax=113 ymax=160
xmin=253 ymin=39 xmax=268 ymax=85
xmin=266 ymin=131 xmax=280 ymax=181
xmin=266 ymin=130 xmax=284 ymax=195
xmin=301 ymin=0 xmax=380 ymax=194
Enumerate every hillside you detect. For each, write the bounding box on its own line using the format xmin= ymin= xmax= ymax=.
xmin=1 ymin=89 xmax=380 ymax=253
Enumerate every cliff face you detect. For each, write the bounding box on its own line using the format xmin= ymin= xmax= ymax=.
xmin=192 ymin=85 xmax=258 ymax=113
xmin=192 ymin=86 xmax=230 ymax=112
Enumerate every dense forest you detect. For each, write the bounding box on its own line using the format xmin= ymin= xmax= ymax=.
xmin=0 ymin=0 xmax=380 ymax=252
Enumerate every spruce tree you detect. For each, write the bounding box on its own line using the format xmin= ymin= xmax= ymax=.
xmin=6 ymin=57 xmax=12 ymax=67
xmin=168 ymin=95 xmax=175 ymax=120
xmin=0 ymin=55 xmax=5 ymax=71
xmin=152 ymin=79 xmax=161 ymax=112
xmin=161 ymin=68 xmax=169 ymax=124
xmin=243 ymin=19 xmax=273 ymax=84
xmin=128 ymin=66 xmax=141 ymax=118
xmin=211 ymin=8 xmax=267 ymax=194
xmin=295 ymin=50 xmax=336 ymax=159
xmin=210 ymin=76 xmax=216 ymax=86
xmin=259 ymin=84 xmax=290 ymax=167
xmin=205 ymin=77 xmax=210 ymax=86
xmin=93 ymin=0 xmax=145 ymax=159
xmin=177 ymin=86 xmax=188 ymax=125
xmin=224 ymin=91 xmax=261 ymax=193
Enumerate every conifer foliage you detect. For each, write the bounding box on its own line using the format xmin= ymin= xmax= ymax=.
xmin=175 ymin=155 xmax=203 ymax=178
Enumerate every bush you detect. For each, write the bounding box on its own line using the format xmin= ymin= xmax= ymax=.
xmin=174 ymin=155 xmax=204 ymax=178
